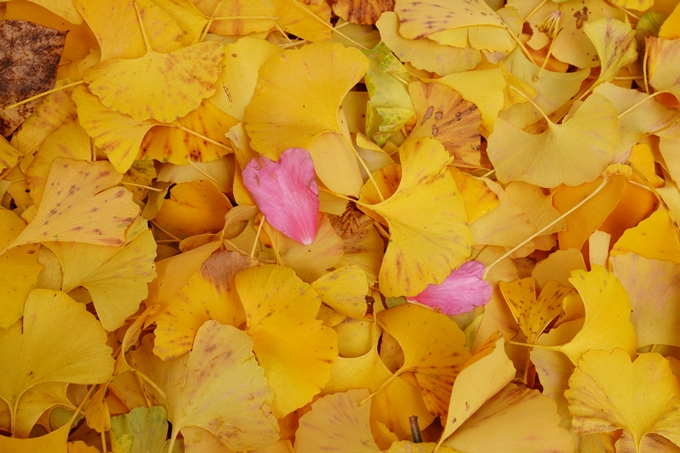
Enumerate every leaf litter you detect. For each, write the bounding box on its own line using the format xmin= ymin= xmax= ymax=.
xmin=0 ymin=0 xmax=680 ymax=451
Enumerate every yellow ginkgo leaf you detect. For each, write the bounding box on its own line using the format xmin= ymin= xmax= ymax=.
xmin=294 ymin=389 xmax=381 ymax=453
xmin=407 ymin=81 xmax=482 ymax=167
xmin=208 ymin=37 xmax=283 ymax=121
xmin=377 ymin=304 xmax=471 ymax=416
xmin=154 ymin=250 xmax=255 ymax=360
xmin=25 ymin=121 xmax=92 ymax=206
xmin=329 ymin=209 xmax=384 ymax=285
xmin=44 ymin=218 xmax=157 ymax=331
xmin=0 ymin=208 xmax=43 ymax=329
xmin=273 ymin=0 xmax=332 ymax=43
xmin=151 ymin=0 xmax=207 ymax=46
xmin=500 ymin=48 xmax=589 ymax=130
xmin=505 ymin=181 xmax=566 ymax=235
xmin=649 ymin=37 xmax=680 ymax=101
xmin=375 ymin=12 xmax=480 ymax=77
xmin=611 ymin=253 xmax=680 ymax=349
xmin=532 ymin=248 xmax=587 ymax=290
xmin=0 ymin=417 xmax=71 ymax=453
xmin=0 ymin=136 xmax=21 ymax=173
xmin=470 ymin=178 xmax=535 ymax=248
xmin=449 ymin=168 xmax=498 ymax=223
xmin=584 ymin=18 xmax=637 ymax=87
xmin=501 ymin=279 xmax=575 ymax=344
xmin=437 ymin=69 xmax=506 ymax=136
xmin=156 ymin=180 xmax=233 ymax=238
xmin=659 ymin=3 xmax=680 ymax=39
xmin=442 ymin=384 xmax=572 ymax=453
xmin=0 ymin=290 xmax=113 ymax=436
xmin=362 ymin=137 xmax=470 ymax=297
xmin=73 ymin=0 xmax=181 ymax=61
xmin=566 ymin=349 xmax=680 ymax=452
xmin=395 ymin=0 xmax=514 ymax=53
xmin=555 ymin=266 xmax=637 ymax=365
xmin=439 ymin=334 xmax=515 ymax=447
xmin=311 ymin=265 xmax=368 ymax=319
xmin=235 ymin=265 xmax=338 ymax=417
xmin=264 ymin=214 xmax=344 ymax=283
xmin=1 ymin=158 xmax=139 ymax=255
xmin=488 ymin=94 xmax=619 ymax=188
xmin=84 ymin=16 xmax=223 ymax=123
xmin=611 ymin=209 xmax=680 ymax=264
xmin=244 ymin=43 xmax=368 ymax=196
xmin=132 ymin=321 xmax=280 ymax=452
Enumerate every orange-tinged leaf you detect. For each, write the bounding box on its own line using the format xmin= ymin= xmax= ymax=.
xmin=557 ymin=266 xmax=637 ymax=365
xmin=649 ymin=37 xmax=680 ymax=101
xmin=0 ymin=290 xmax=113 ymax=436
xmin=449 ymin=168 xmax=498 ymax=224
xmin=84 ymin=40 xmax=223 ymax=123
xmin=132 ymin=321 xmax=280 ymax=452
xmin=506 ymin=181 xmax=566 ymax=235
xmin=329 ymin=209 xmax=384 ymax=285
xmin=0 ymin=418 xmax=70 ymax=452
xmin=311 ymin=265 xmax=368 ymax=319
xmin=611 ymin=253 xmax=680 ymax=349
xmin=331 ymin=0 xmax=393 ymax=25
xmin=377 ymin=304 xmax=471 ymax=416
xmin=154 ymin=250 xmax=254 ymax=360
xmin=439 ymin=334 xmax=515 ymax=446
xmin=44 ymin=219 xmax=156 ymax=331
xmin=407 ymin=81 xmax=482 ymax=167
xmin=363 ymin=137 xmax=471 ymax=297
xmin=245 ymin=43 xmax=367 ymax=196
xmin=441 ymin=384 xmax=573 ymax=453
xmin=195 ymin=0 xmax=275 ymax=36
xmin=0 ymin=208 xmax=43 ymax=329
xmin=1 ymin=158 xmax=139 ymax=254
xmin=294 ymin=389 xmax=381 ymax=453
xmin=567 ymin=349 xmax=680 ymax=452
xmin=235 ymin=265 xmax=338 ymax=417
xmin=532 ymin=248 xmax=587 ymax=290
xmin=489 ymin=94 xmax=619 ymax=188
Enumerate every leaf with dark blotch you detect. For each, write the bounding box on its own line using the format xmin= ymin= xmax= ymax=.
xmin=0 ymin=20 xmax=67 ymax=137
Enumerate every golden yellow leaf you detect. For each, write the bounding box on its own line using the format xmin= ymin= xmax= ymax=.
xmin=132 ymin=321 xmax=280 ymax=452
xmin=0 ymin=418 xmax=71 ymax=453
xmin=208 ymin=37 xmax=283 ymax=121
xmin=0 ymin=290 xmax=113 ymax=436
xmin=362 ymin=137 xmax=470 ymax=297
xmin=532 ymin=248 xmax=587 ymax=290
xmin=151 ymin=0 xmax=207 ymax=46
xmin=329 ymin=209 xmax=384 ymax=285
xmin=44 ymin=219 xmax=156 ymax=331
xmin=264 ymin=214 xmax=344 ymax=283
xmin=395 ymin=0 xmax=514 ymax=53
xmin=244 ymin=43 xmax=367 ymax=196
xmin=73 ymin=0 xmax=181 ymax=61
xmin=156 ymin=180 xmax=232 ymax=237
xmin=273 ymin=0 xmax=332 ymax=43
xmin=442 ymin=384 xmax=573 ymax=453
xmin=439 ymin=334 xmax=515 ymax=447
xmin=506 ymin=181 xmax=567 ymax=235
xmin=407 ymin=81 xmax=482 ymax=167
xmin=311 ymin=265 xmax=368 ymax=319
xmin=437 ymin=69 xmax=506 ymax=135
xmin=154 ymin=250 xmax=254 ymax=360
xmin=611 ymin=209 xmax=680 ymax=264
xmin=377 ymin=304 xmax=471 ymax=416
xmin=567 ymin=349 xmax=680 ymax=452
xmin=659 ymin=3 xmax=680 ymax=39
xmin=1 ymin=158 xmax=139 ymax=254
xmin=235 ymin=265 xmax=338 ymax=417
xmin=649 ymin=37 xmax=680 ymax=101
xmin=0 ymin=208 xmax=43 ymax=329
xmin=584 ymin=18 xmax=637 ymax=86
xmin=556 ymin=266 xmax=637 ymax=365
xmin=375 ymin=12 xmax=480 ymax=77
xmin=194 ymin=0 xmax=275 ymax=36
xmin=332 ymin=0 xmax=393 ymax=25
xmin=611 ymin=253 xmax=680 ymax=349
xmin=501 ymin=279 xmax=575 ymax=344
xmin=294 ymin=390 xmax=381 ymax=453
xmin=0 ymin=136 xmax=21 ymax=174
xmin=449 ymin=168 xmax=498 ymax=223
xmin=489 ymin=94 xmax=619 ymax=188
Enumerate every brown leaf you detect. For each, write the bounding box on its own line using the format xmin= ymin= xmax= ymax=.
xmin=0 ymin=20 xmax=67 ymax=136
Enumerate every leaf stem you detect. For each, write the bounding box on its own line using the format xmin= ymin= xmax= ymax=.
xmin=133 ymin=1 xmax=152 ymax=53
xmin=5 ymin=80 xmax=84 ymax=110
xmin=200 ymin=0 xmax=223 ymax=42
xmin=251 ymin=215 xmax=266 ymax=258
xmin=484 ymin=177 xmax=610 ymax=277
xmin=617 ymin=91 xmax=666 ymax=119
xmin=169 ymin=122 xmax=232 ymax=151
xmin=509 ymin=85 xmax=551 ymax=123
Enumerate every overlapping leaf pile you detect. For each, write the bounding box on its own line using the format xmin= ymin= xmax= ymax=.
xmin=1 ymin=0 xmax=680 ymax=452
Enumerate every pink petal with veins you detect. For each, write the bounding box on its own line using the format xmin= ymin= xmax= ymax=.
xmin=243 ymin=148 xmax=319 ymax=245
xmin=410 ymin=260 xmax=492 ymax=316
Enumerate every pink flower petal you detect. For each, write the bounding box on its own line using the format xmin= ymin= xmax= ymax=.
xmin=410 ymin=260 xmax=492 ymax=316
xmin=243 ymin=148 xmax=319 ymax=245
